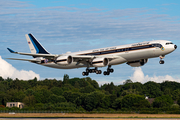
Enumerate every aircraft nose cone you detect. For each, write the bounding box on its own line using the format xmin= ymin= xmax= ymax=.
xmin=174 ymin=45 xmax=177 ymax=49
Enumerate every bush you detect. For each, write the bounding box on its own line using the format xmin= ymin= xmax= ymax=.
xmin=153 ymin=95 xmax=173 ymax=108
xmin=171 ymin=104 xmax=179 ymax=109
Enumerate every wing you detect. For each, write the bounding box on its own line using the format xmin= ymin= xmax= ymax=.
xmin=7 ymin=48 xmax=121 ymax=65
xmin=72 ymin=55 xmax=121 ymax=65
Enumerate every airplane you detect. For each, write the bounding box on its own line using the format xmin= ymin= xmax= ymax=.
xmin=7 ymin=33 xmax=177 ymax=76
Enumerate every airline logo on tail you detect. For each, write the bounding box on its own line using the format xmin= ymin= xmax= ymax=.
xmin=25 ymin=34 xmax=49 ymax=54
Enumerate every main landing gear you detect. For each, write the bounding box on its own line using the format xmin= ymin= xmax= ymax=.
xmin=82 ymin=67 xmax=102 ymax=76
xmin=82 ymin=66 xmax=114 ymax=76
xmin=159 ymin=55 xmax=165 ymax=64
xmin=103 ymin=66 xmax=114 ymax=75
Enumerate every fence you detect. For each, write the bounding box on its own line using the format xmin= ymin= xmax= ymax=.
xmin=0 ymin=110 xmax=180 ymax=114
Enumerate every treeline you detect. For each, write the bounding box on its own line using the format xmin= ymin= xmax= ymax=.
xmin=1 ymin=75 xmax=180 ymax=113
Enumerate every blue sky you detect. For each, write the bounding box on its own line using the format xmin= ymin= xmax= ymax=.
xmin=0 ymin=0 xmax=180 ymax=84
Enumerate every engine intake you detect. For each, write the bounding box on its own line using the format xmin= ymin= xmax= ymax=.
xmin=92 ymin=58 xmax=109 ymax=67
xmin=55 ymin=56 xmax=73 ymax=65
xmin=127 ymin=59 xmax=148 ymax=67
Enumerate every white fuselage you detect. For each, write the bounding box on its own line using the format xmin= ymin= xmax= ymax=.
xmin=39 ymin=40 xmax=176 ymax=69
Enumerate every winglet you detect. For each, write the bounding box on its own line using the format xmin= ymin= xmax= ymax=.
xmin=7 ymin=48 xmax=16 ymax=53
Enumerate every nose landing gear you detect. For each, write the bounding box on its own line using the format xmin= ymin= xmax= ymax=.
xmin=159 ymin=55 xmax=165 ymax=64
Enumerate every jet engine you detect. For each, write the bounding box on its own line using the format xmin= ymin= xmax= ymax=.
xmin=127 ymin=59 xmax=148 ymax=67
xmin=92 ymin=58 xmax=109 ymax=67
xmin=55 ymin=56 xmax=73 ymax=65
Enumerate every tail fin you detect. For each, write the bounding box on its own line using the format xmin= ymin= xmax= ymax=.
xmin=25 ymin=33 xmax=49 ymax=54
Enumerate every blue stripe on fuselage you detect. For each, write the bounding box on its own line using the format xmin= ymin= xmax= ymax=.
xmin=80 ymin=43 xmax=162 ymax=56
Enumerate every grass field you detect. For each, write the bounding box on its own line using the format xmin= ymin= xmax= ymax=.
xmin=1 ymin=113 xmax=180 ymax=118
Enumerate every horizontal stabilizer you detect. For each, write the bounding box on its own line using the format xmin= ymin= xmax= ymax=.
xmin=7 ymin=47 xmax=58 ymax=58
xmin=6 ymin=58 xmax=41 ymax=62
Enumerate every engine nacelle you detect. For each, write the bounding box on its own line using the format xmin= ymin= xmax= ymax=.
xmin=92 ymin=58 xmax=109 ymax=67
xmin=55 ymin=56 xmax=73 ymax=65
xmin=127 ymin=59 xmax=148 ymax=67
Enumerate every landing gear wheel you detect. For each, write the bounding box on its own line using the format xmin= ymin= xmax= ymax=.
xmin=86 ymin=69 xmax=89 ymax=73
xmin=83 ymin=67 xmax=102 ymax=76
xmin=82 ymin=72 xmax=89 ymax=76
xmin=159 ymin=60 xmax=164 ymax=64
xmin=106 ymin=65 xmax=114 ymax=75
xmin=110 ymin=69 xmax=114 ymax=73
xmin=103 ymin=71 xmax=110 ymax=75
xmin=82 ymin=72 xmax=86 ymax=76
xmin=96 ymin=70 xmax=102 ymax=74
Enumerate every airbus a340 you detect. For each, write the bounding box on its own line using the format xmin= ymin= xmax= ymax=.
xmin=7 ymin=34 xmax=177 ymax=76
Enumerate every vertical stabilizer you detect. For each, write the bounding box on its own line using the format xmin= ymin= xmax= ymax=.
xmin=25 ymin=33 xmax=49 ymax=54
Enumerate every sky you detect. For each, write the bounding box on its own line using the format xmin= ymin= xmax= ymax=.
xmin=0 ymin=0 xmax=180 ymax=85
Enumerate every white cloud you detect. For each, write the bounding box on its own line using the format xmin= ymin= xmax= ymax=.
xmin=0 ymin=56 xmax=40 ymax=80
xmin=130 ymin=67 xmax=180 ymax=83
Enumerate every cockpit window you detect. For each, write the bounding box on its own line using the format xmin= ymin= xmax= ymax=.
xmin=166 ymin=42 xmax=173 ymax=45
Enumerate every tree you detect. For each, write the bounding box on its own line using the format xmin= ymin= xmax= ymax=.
xmin=63 ymin=91 xmax=81 ymax=103
xmin=28 ymin=78 xmax=37 ymax=87
xmin=55 ymin=102 xmax=76 ymax=111
xmin=143 ymin=81 xmax=162 ymax=98
xmin=100 ymin=95 xmax=116 ymax=109
xmin=50 ymin=87 xmax=63 ymax=96
xmin=121 ymin=94 xmax=145 ymax=109
xmin=101 ymin=82 xmax=117 ymax=94
xmin=172 ymin=89 xmax=180 ymax=100
xmin=63 ymin=74 xmax=69 ymax=84
xmin=176 ymin=97 xmax=180 ymax=106
xmin=84 ymin=91 xmax=105 ymax=111
xmin=86 ymin=77 xmax=99 ymax=89
xmin=34 ymin=103 xmax=44 ymax=110
xmin=25 ymin=89 xmax=34 ymax=96
xmin=79 ymin=85 xmax=95 ymax=93
xmin=74 ymin=93 xmax=87 ymax=107
xmin=23 ymin=95 xmax=36 ymax=107
xmin=112 ymin=98 xmax=122 ymax=110
xmin=0 ymin=76 xmax=4 ymax=81
xmin=48 ymin=94 xmax=66 ymax=104
xmin=171 ymin=104 xmax=179 ymax=109
xmin=34 ymin=88 xmax=52 ymax=104
xmin=153 ymin=95 xmax=173 ymax=108
xmin=0 ymin=92 xmax=11 ymax=106
xmin=133 ymin=99 xmax=151 ymax=108
xmin=161 ymin=81 xmax=180 ymax=92
xmin=164 ymin=88 xmax=172 ymax=96
xmin=7 ymin=89 xmax=25 ymax=102
xmin=121 ymin=89 xmax=139 ymax=96
xmin=123 ymin=79 xmax=133 ymax=85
